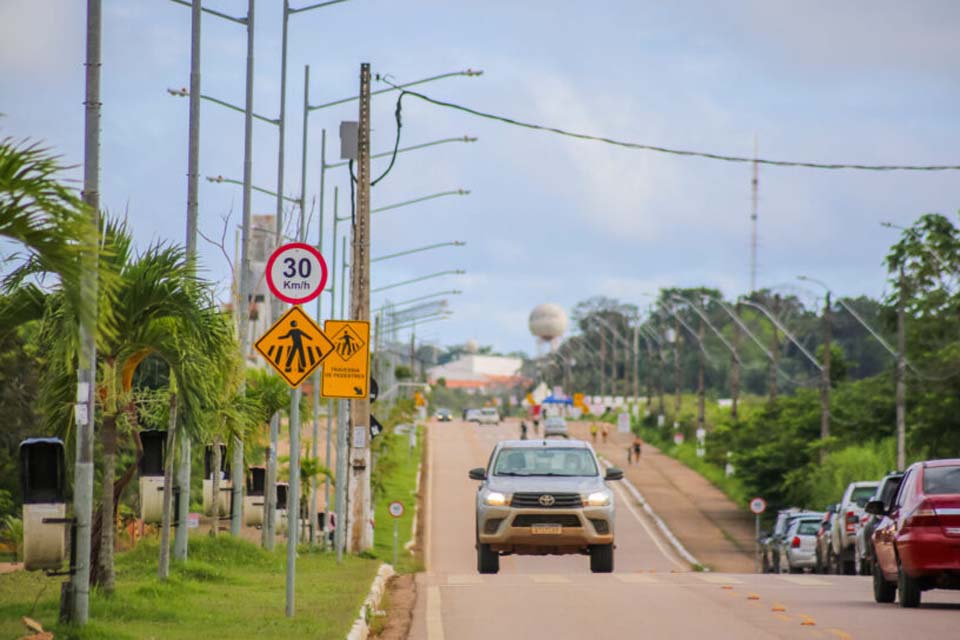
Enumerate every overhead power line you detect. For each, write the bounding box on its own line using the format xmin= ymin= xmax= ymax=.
xmin=395 ymin=88 xmax=960 ymax=172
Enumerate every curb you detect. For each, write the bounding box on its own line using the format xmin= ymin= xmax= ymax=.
xmin=404 ymin=462 xmax=422 ymax=553
xmin=346 ymin=563 xmax=395 ymax=640
xmin=601 ymin=459 xmax=704 ymax=570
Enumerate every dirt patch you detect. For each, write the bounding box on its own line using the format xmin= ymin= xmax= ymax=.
xmin=371 ymin=573 xmax=417 ymax=640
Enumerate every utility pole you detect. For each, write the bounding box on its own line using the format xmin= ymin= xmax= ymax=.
xmin=349 ymin=63 xmax=373 ymax=552
xmin=896 ymin=268 xmax=907 ymax=470
xmin=820 ymin=291 xmax=832 ymax=463
xmin=632 ymin=323 xmax=640 ymax=409
xmin=71 ymin=0 xmax=101 ymax=624
xmin=610 ymin=325 xmax=618 ymax=399
xmin=697 ymin=311 xmax=705 ymax=434
xmin=174 ymin=0 xmax=202 ymax=563
xmin=673 ymin=315 xmax=682 ymax=421
xmin=750 ymin=135 xmax=759 ymax=292
xmin=768 ymin=295 xmax=780 ymax=404
xmin=599 ymin=328 xmax=606 ymax=398
xmin=730 ymin=302 xmax=742 ymax=420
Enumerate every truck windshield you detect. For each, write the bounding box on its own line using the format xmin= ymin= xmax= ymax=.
xmin=493 ymin=448 xmax=598 ymax=477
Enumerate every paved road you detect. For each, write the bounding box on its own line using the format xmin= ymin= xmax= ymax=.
xmin=409 ymin=418 xmax=960 ymax=639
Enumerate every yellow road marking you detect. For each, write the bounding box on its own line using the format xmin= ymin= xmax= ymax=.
xmin=447 ymin=574 xmax=483 ymax=585
xmin=427 ymin=586 xmax=444 ymax=640
xmin=774 ymin=613 xmax=793 ymax=622
xmin=747 ymin=593 xmax=760 ymax=600
xmin=772 ymin=603 xmax=787 ymax=612
xmin=827 ymin=629 xmax=852 ymax=640
xmin=530 ymin=574 xmax=571 ymax=584
xmin=615 ymin=573 xmax=659 ymax=584
xmin=800 ymin=616 xmax=817 ymax=627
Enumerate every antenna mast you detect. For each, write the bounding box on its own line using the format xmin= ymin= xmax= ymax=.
xmin=750 ymin=135 xmax=759 ymax=292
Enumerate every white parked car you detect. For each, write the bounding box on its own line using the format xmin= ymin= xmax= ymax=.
xmin=478 ymin=408 xmax=501 ymax=425
xmin=465 ymin=409 xmax=481 ymax=423
xmin=782 ymin=516 xmax=823 ymax=573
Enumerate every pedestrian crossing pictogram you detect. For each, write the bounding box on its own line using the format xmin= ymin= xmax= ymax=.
xmin=330 ymin=324 xmax=365 ymax=361
xmin=254 ymin=306 xmax=335 ymax=388
xmin=321 ymin=320 xmax=370 ymax=399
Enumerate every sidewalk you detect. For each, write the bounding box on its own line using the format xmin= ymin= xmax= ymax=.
xmin=570 ymin=422 xmax=756 ymax=573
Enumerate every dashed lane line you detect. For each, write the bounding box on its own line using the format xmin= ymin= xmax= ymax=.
xmin=426 ymin=586 xmax=444 ymax=640
xmin=696 ymin=574 xmax=744 ymax=585
xmin=530 ymin=574 xmax=572 ymax=584
xmin=447 ymin=574 xmax=483 ymax=585
xmin=615 ymin=573 xmax=660 ymax=584
xmin=777 ymin=575 xmax=833 ymax=586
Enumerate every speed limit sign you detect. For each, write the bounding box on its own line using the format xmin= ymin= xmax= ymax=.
xmin=389 ymin=501 xmax=405 ymax=518
xmin=749 ymin=497 xmax=767 ymax=515
xmin=265 ymin=242 xmax=328 ymax=305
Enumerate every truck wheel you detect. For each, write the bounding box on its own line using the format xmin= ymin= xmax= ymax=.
xmin=590 ymin=544 xmax=614 ymax=573
xmin=872 ymin=562 xmax=896 ymax=604
xmin=477 ymin=543 xmax=499 ymax=574
xmin=761 ymin=553 xmax=771 ymax=574
xmin=897 ymin=562 xmax=921 ymax=608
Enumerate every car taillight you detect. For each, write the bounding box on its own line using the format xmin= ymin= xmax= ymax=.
xmin=845 ymin=511 xmax=857 ymax=533
xmin=791 ymin=536 xmax=801 ymax=549
xmin=905 ymin=501 xmax=940 ymax=529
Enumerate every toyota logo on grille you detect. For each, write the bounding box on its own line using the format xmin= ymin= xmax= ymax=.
xmin=538 ymin=494 xmax=556 ymax=507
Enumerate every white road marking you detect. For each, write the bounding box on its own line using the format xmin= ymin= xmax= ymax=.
xmin=696 ymin=574 xmax=743 ymax=584
xmin=427 ymin=586 xmax=444 ymax=640
xmin=616 ymin=573 xmax=660 ymax=584
xmin=447 ymin=574 xmax=483 ymax=585
xmin=530 ymin=574 xmax=572 ymax=584
xmin=777 ymin=575 xmax=832 ymax=586
xmin=426 ymin=429 xmax=435 ymax=570
xmin=609 ymin=478 xmax=689 ymax=570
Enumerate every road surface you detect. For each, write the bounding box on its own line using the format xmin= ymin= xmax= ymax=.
xmin=409 ymin=418 xmax=960 ymax=639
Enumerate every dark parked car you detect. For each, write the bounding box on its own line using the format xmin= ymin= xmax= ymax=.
xmin=814 ymin=504 xmax=840 ymax=574
xmin=871 ymin=459 xmax=960 ymax=607
xmin=760 ymin=508 xmax=799 ymax=573
xmin=435 ymin=408 xmax=453 ymax=422
xmin=855 ymin=471 xmax=903 ymax=576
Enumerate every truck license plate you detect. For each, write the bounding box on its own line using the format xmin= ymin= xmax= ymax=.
xmin=531 ymin=524 xmax=562 ymax=535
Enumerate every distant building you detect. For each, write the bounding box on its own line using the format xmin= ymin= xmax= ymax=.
xmin=426 ymin=354 xmax=529 ymax=393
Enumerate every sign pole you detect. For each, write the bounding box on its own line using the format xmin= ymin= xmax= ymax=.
xmin=755 ymin=514 xmax=760 ymax=573
xmin=286 ymin=385 xmax=300 ymax=618
xmin=393 ymin=517 xmax=399 ymax=568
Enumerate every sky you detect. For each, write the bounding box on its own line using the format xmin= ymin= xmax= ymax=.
xmin=3 ymin=0 xmax=960 ymax=356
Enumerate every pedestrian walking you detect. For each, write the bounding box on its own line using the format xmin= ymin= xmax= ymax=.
xmin=590 ymin=422 xmax=598 ymax=443
xmin=631 ymin=435 xmax=643 ymax=464
xmin=601 ymin=423 xmax=609 ymax=444
xmin=520 ymin=420 xmax=529 ymax=440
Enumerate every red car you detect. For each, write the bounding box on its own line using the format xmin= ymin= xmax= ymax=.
xmin=870 ymin=458 xmax=960 ymax=607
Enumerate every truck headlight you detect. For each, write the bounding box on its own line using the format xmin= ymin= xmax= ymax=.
xmin=584 ymin=491 xmax=612 ymax=507
xmin=484 ymin=491 xmax=509 ymax=506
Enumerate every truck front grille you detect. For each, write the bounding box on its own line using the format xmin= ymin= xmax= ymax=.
xmin=512 ymin=514 xmax=582 ymax=527
xmin=511 ymin=492 xmax=582 ymax=508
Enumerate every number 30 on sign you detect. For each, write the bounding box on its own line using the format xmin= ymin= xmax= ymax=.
xmin=266 ymin=243 xmax=328 ymax=305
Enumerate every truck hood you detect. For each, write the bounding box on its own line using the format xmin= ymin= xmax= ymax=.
xmin=486 ymin=475 xmax=607 ymax=494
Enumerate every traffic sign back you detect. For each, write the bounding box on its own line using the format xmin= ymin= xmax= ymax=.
xmin=255 ymin=306 xmax=335 ymax=388
xmin=749 ymin=497 xmax=767 ymax=515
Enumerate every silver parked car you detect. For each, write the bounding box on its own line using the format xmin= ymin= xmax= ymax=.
xmin=469 ymin=439 xmax=623 ymax=574
xmin=782 ymin=516 xmax=823 ymax=573
xmin=543 ymin=416 xmax=569 ymax=439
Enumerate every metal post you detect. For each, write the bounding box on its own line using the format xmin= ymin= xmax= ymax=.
xmin=673 ymin=315 xmax=681 ymax=423
xmin=697 ymin=312 xmax=705 ymax=434
xmin=233 ymin=0 xmax=257 ymax=539
xmin=264 ymin=412 xmax=278 ymax=549
xmin=632 ymin=323 xmax=640 ymax=409
xmin=286 ymin=386 xmax=300 ymax=618
xmin=754 ymin=514 xmax=760 ymax=573
xmin=175 ymin=0 xmax=202 ymax=563
xmin=72 ymin=0 xmax=101 ymax=623
xmin=335 ymin=399 xmax=347 ymax=563
xmin=731 ymin=302 xmax=742 ymax=420
xmin=896 ymin=269 xmax=907 ymax=470
xmin=393 ymin=517 xmax=399 ymax=567
xmin=768 ymin=295 xmax=780 ymax=404
xmin=820 ymin=291 xmax=831 ymax=463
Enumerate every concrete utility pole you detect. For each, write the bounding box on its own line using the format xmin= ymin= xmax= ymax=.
xmin=349 ymin=63 xmax=373 ymax=552
xmin=599 ymin=328 xmax=607 ymax=398
xmin=174 ymin=0 xmax=202 ymax=564
xmin=610 ymin=326 xmax=618 ymax=399
xmin=730 ymin=302 xmax=742 ymax=420
xmin=71 ymin=0 xmax=101 ymax=624
xmin=819 ymin=291 xmax=831 ymax=463
xmin=673 ymin=315 xmax=682 ymax=420
xmin=768 ymin=296 xmax=780 ymax=404
xmin=896 ymin=268 xmax=907 ymax=470
xmin=697 ymin=312 xmax=706 ymax=434
xmin=632 ymin=323 xmax=640 ymax=408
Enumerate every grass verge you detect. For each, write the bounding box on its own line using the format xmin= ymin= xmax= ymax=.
xmin=0 ymin=536 xmax=379 ymax=640
xmin=372 ymin=424 xmax=424 ymax=574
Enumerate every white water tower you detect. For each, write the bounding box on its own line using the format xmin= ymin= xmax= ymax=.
xmin=529 ymin=303 xmax=568 ymax=355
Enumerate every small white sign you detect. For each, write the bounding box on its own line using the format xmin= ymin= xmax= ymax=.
xmin=749 ymin=497 xmax=767 ymax=515
xmin=352 ymin=426 xmax=367 ymax=449
xmin=696 ymin=428 xmax=706 ymax=441
xmin=388 ymin=501 xmax=405 ymax=518
xmin=74 ymin=403 xmax=89 ymax=426
xmin=187 ymin=513 xmax=200 ymax=529
xmin=617 ymin=412 xmax=630 ymax=433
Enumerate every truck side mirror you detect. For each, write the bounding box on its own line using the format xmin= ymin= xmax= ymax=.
xmin=468 ymin=468 xmax=486 ymax=481
xmin=604 ymin=467 xmax=624 ymax=481
xmin=864 ymin=500 xmax=886 ymax=516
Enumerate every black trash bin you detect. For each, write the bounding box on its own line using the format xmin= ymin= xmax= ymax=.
xmin=19 ymin=438 xmax=66 ymax=571
xmin=138 ymin=431 xmax=167 ymax=523
xmin=244 ymin=466 xmax=266 ymax=526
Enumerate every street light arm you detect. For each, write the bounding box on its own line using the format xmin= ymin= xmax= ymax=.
xmin=371 ymin=270 xmax=465 ymax=294
xmin=309 ymin=69 xmax=483 ymax=111
xmin=671 ymin=295 xmax=742 ymax=364
xmin=289 ymin=0 xmax=350 ymax=14
xmin=706 ymin=296 xmax=775 ymax=361
xmin=738 ymin=299 xmax=823 ymax=371
xmin=372 ymin=241 xmax=465 ymax=264
xmin=372 ymin=189 xmax=470 ymax=214
xmin=663 ymin=305 xmax=715 ymax=364
xmin=324 ymin=136 xmax=477 ymax=170
xmin=372 ymin=290 xmax=462 ymax=313
xmin=380 ymin=314 xmax=451 ymax=334
xmin=169 ymin=0 xmax=247 ymax=24
xmin=207 ymin=175 xmax=300 ymax=204
xmin=167 ymin=88 xmax=278 ymax=125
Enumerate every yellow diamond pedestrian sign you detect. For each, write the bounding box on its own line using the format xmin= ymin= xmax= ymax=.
xmin=321 ymin=320 xmax=370 ymax=398
xmin=254 ymin=306 xmax=335 ymax=388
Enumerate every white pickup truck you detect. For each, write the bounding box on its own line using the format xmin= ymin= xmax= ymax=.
xmin=829 ymin=480 xmax=879 ymax=574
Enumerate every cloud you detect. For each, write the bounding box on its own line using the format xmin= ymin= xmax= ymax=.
xmin=0 ymin=1 xmax=82 ymax=78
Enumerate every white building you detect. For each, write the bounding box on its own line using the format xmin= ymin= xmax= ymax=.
xmin=426 ymin=355 xmax=527 ymax=393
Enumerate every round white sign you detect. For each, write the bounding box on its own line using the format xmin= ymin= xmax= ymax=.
xmin=265 ymin=243 xmax=328 ymax=305
xmin=388 ymin=501 xmax=405 ymax=518
xmin=749 ymin=497 xmax=767 ymax=515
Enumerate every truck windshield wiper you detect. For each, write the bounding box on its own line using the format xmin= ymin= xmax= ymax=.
xmin=495 ymin=471 xmax=533 ymax=476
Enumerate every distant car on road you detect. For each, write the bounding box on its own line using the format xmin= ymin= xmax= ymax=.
xmin=761 ymin=508 xmax=800 ymax=573
xmin=543 ymin=416 xmax=569 ymax=439
xmin=870 ymin=458 xmax=960 ymax=607
xmin=855 ymin=471 xmax=903 ymax=576
xmin=830 ymin=480 xmax=880 ymax=574
xmin=767 ymin=511 xmax=822 ymax=573
xmin=435 ymin=408 xmax=453 ymax=422
xmin=782 ymin=515 xmax=824 ymax=573
xmin=478 ymin=408 xmax=501 ymax=425
xmin=468 ymin=438 xmax=623 ymax=574
xmin=465 ymin=409 xmax=481 ymax=423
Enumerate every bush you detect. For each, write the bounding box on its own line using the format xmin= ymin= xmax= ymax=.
xmin=1 ymin=515 xmax=23 ymax=561
xmin=784 ymin=439 xmax=896 ymax=509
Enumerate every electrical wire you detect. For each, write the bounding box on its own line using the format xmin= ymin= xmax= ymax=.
xmin=395 ymin=89 xmax=960 ymax=172
xmin=371 ymin=91 xmax=403 ymax=186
